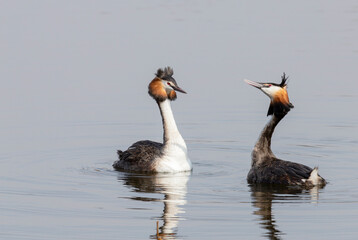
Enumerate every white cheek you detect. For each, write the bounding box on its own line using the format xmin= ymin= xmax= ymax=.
xmin=162 ymin=81 xmax=174 ymax=91
xmin=261 ymin=86 xmax=281 ymax=98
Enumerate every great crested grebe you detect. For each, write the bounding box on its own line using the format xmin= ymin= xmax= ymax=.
xmin=113 ymin=67 xmax=192 ymax=173
xmin=244 ymin=73 xmax=326 ymax=187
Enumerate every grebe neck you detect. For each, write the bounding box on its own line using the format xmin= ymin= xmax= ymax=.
xmin=253 ymin=114 xmax=284 ymax=165
xmin=154 ymin=99 xmax=191 ymax=173
xmin=157 ymin=99 xmax=184 ymax=145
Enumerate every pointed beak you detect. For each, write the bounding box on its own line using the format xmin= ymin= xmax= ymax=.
xmin=172 ymin=85 xmax=187 ymax=94
xmin=244 ymin=79 xmax=264 ymax=89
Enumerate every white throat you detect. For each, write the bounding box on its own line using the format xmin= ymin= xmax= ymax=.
xmin=159 ymin=100 xmax=183 ymax=143
xmin=155 ymin=99 xmax=192 ymax=172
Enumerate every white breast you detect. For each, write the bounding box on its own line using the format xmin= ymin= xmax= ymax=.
xmin=153 ymin=141 xmax=192 ymax=173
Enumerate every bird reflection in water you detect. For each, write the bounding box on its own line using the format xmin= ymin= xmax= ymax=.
xmin=249 ymin=184 xmax=323 ymax=240
xmin=118 ymin=171 xmax=190 ymax=240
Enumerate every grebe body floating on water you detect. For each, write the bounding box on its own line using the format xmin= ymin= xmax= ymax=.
xmin=113 ymin=67 xmax=192 ymax=173
xmin=244 ymin=74 xmax=326 ymax=187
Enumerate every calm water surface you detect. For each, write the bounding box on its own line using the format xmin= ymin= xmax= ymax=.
xmin=1 ymin=1 xmax=358 ymax=239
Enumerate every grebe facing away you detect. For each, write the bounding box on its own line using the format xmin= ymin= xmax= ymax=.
xmin=244 ymin=74 xmax=326 ymax=187
xmin=113 ymin=67 xmax=192 ymax=173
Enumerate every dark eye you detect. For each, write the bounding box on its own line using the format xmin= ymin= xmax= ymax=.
xmin=267 ymin=84 xmax=272 ymax=87
xmin=167 ymin=82 xmax=171 ymax=86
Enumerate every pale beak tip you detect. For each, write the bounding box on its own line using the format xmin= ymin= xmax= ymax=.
xmin=244 ymin=79 xmax=263 ymax=89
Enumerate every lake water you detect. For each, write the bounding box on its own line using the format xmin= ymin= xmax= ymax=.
xmin=1 ymin=1 xmax=358 ymax=239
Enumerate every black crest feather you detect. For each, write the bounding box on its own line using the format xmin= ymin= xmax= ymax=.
xmin=156 ymin=67 xmax=174 ymax=80
xmin=280 ymin=72 xmax=288 ymax=87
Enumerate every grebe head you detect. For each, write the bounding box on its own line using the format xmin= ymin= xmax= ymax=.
xmin=244 ymin=73 xmax=294 ymax=117
xmin=148 ymin=67 xmax=187 ymax=102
